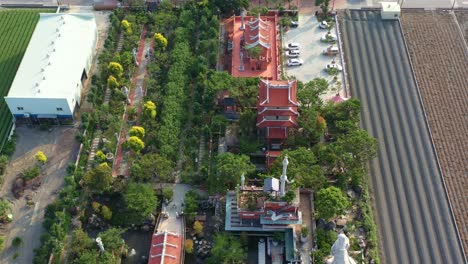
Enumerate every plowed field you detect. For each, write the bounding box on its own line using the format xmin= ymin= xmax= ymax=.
xmin=401 ymin=11 xmax=468 ymax=254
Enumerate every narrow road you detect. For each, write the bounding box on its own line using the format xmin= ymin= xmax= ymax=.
xmin=340 ymin=10 xmax=465 ymax=263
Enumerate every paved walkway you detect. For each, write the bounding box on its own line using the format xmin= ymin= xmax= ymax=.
xmin=113 ymin=26 xmax=151 ymax=177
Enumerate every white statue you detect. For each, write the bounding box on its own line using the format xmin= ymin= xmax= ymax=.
xmin=96 ymin=237 xmax=105 ymax=253
xmin=241 ymin=173 xmax=245 ymax=190
xmin=326 ymin=233 xmax=356 ymax=264
xmin=280 ymin=156 xmax=293 ymax=197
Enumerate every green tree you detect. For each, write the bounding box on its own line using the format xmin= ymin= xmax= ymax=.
xmin=0 ymin=155 xmax=8 ymax=175
xmin=315 ymin=186 xmax=350 ymax=220
xmin=130 ymin=153 xmax=173 ymax=182
xmin=213 ymin=153 xmax=255 ymax=193
xmin=129 ymin=126 xmax=145 ymax=139
xmin=208 ymin=233 xmax=247 ymax=264
xmin=144 ymin=101 xmax=157 ymax=119
xmin=127 ymin=136 xmax=145 ymax=154
xmin=101 ymin=205 xmax=113 ymax=221
xmin=123 ymin=183 xmax=158 ymax=223
xmin=322 ymin=98 xmax=361 ymax=135
xmin=297 ymin=78 xmax=329 ymax=109
xmin=298 ymin=108 xmax=327 ymax=143
xmin=154 ymin=33 xmax=168 ymax=52
xmin=248 ymin=46 xmax=263 ymax=59
xmin=70 ymin=228 xmax=94 ymax=259
xmin=107 ymin=76 xmax=119 ymax=89
xmin=184 ymin=190 xmax=200 ymax=222
xmin=74 ymin=251 xmax=98 ymax=264
xmin=83 ymin=163 xmax=113 ymax=193
xmin=35 ymin=151 xmax=47 ymax=165
xmin=211 ymin=0 xmax=249 ymax=15
xmin=162 ymin=187 xmax=173 ymax=201
xmin=270 ymin=148 xmax=327 ymax=190
xmin=98 ymin=228 xmax=125 ymax=252
xmin=326 ymin=130 xmax=378 ymax=174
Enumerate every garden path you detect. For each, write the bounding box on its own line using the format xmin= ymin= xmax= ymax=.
xmin=112 ymin=26 xmax=150 ymax=177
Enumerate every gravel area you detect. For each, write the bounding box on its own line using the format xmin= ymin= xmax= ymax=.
xmin=401 ymin=10 xmax=468 ymax=256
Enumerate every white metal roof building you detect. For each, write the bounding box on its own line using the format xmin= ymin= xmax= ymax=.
xmin=4 ymin=13 xmax=97 ymax=121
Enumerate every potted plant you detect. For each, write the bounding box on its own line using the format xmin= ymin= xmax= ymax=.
xmin=127 ymin=107 xmax=137 ymax=124
xmin=300 ymin=226 xmax=309 ymax=243
xmin=272 ymin=232 xmax=284 ymax=246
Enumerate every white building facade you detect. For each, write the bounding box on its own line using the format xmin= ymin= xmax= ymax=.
xmin=4 ymin=13 xmax=97 ymax=122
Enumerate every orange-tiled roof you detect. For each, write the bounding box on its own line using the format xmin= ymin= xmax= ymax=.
xmin=148 ymin=231 xmax=182 ymax=264
xmin=258 ymin=79 xmax=298 ymax=107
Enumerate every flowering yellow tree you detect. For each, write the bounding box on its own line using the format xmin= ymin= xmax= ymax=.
xmin=129 ymin=126 xmax=145 ymax=139
xmin=107 ymin=76 xmax=119 ymax=89
xmin=144 ymin=101 xmax=157 ymax=119
xmin=108 ymin=62 xmax=123 ymax=78
xmin=121 ymin=19 xmax=132 ymax=34
xmin=154 ymin=33 xmax=168 ymax=52
xmin=35 ymin=151 xmax=47 ymax=165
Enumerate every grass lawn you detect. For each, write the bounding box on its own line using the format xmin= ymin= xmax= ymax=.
xmin=0 ymin=9 xmax=51 ymax=151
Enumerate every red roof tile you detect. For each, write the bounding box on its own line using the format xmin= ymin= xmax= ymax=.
xmin=148 ymin=231 xmax=182 ymax=264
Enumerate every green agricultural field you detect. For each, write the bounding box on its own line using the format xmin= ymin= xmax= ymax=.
xmin=0 ymin=10 xmax=45 ymax=151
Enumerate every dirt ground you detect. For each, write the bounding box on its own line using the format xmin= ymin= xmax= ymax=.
xmin=0 ymin=125 xmax=79 ymax=264
xmin=401 ymin=10 xmax=468 ymax=253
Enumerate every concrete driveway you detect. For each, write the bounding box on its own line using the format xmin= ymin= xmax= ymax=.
xmin=0 ymin=126 xmax=79 ymax=264
xmin=284 ymin=14 xmax=345 ymax=99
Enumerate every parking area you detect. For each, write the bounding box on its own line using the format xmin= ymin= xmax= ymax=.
xmin=0 ymin=126 xmax=79 ymax=264
xmin=283 ymin=14 xmax=345 ymax=99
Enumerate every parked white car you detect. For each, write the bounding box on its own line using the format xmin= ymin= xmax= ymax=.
xmin=287 ymin=42 xmax=301 ymax=50
xmin=322 ymin=46 xmax=339 ymax=56
xmin=326 ymin=63 xmax=343 ymax=71
xmin=319 ymin=21 xmax=329 ymax=29
xmin=286 ymin=50 xmax=300 ymax=58
xmin=321 ymin=33 xmax=337 ymax=42
xmin=287 ymin=58 xmax=304 ymax=66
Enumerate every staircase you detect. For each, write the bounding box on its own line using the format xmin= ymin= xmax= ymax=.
xmin=86 ymin=136 xmax=101 ymax=171
xmin=230 ymin=198 xmax=241 ymax=227
xmin=116 ymin=32 xmax=124 ymax=53
xmin=103 ymin=88 xmax=111 ymax=105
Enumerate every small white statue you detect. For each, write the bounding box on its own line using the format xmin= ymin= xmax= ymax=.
xmin=96 ymin=237 xmax=105 ymax=253
xmin=326 ymin=233 xmax=356 ymax=264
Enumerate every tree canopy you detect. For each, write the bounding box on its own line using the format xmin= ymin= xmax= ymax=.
xmin=123 ymin=183 xmax=158 ymax=223
xmin=82 ymin=163 xmax=113 ymax=194
xmin=207 ymin=233 xmax=247 ymax=264
xmin=315 ymin=186 xmax=350 ymax=220
xmin=298 ymin=108 xmax=327 ymax=143
xmin=212 ymin=153 xmax=255 ymax=193
xmin=297 ymin=78 xmax=329 ymax=110
xmin=270 ymin=148 xmax=327 ymax=190
xmin=130 ymin=153 xmax=173 ymax=182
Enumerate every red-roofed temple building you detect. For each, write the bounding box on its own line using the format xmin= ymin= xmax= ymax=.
xmin=148 ymin=231 xmax=182 ymax=264
xmin=226 ymin=14 xmax=280 ymax=80
xmin=256 ymin=79 xmax=299 ymax=167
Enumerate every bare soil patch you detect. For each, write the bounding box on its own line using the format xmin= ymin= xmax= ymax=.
xmin=401 ymin=10 xmax=468 ymax=252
